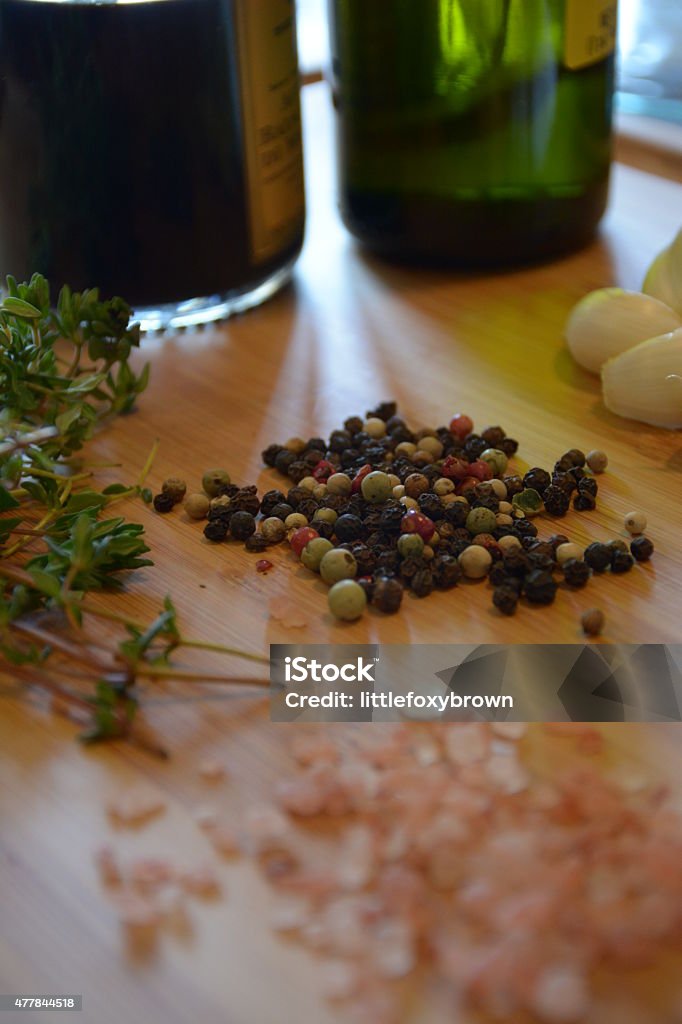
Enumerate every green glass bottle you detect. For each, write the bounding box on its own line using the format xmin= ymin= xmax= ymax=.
xmin=329 ymin=0 xmax=617 ymax=266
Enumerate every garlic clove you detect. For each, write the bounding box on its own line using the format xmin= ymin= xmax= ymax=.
xmin=643 ymin=228 xmax=682 ymax=316
xmin=565 ymin=287 xmax=681 ymax=374
xmin=601 ymin=327 xmax=682 ymax=429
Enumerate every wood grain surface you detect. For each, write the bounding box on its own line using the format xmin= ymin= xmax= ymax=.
xmin=2 ymin=83 xmax=682 ymax=1024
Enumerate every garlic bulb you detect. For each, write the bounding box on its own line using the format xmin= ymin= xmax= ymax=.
xmin=643 ymin=228 xmax=682 ymax=316
xmin=565 ymin=287 xmax=681 ymax=374
xmin=601 ymin=327 xmax=682 ymax=429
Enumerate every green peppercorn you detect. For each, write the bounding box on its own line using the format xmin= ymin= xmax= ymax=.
xmin=328 ymin=579 xmax=367 ymax=621
xmin=466 ymin=507 xmax=497 ymax=536
xmin=313 ymin=507 xmax=338 ymax=525
xmin=185 ymin=492 xmax=210 ymax=520
xmin=630 ymin=536 xmax=654 ymax=562
xmin=397 ymin=533 xmax=425 ymax=558
xmin=261 ymin=517 xmax=287 ymax=544
xmin=301 ymin=537 xmax=334 ymax=572
xmin=512 ymin=488 xmax=543 ymax=517
xmin=319 ymin=548 xmax=357 ymax=585
xmin=202 ymin=468 xmax=231 ymax=497
xmin=284 ymin=512 xmax=308 ymax=531
xmin=327 ymin=473 xmax=352 ymax=496
xmin=458 ymin=545 xmax=492 ymax=579
xmin=479 ymin=448 xmax=508 ymax=476
xmin=161 ymin=477 xmax=187 ymax=504
xmin=360 ymin=471 xmax=393 ymax=504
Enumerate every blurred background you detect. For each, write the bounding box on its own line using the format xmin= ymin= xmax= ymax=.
xmin=296 ymin=0 xmax=682 ymax=123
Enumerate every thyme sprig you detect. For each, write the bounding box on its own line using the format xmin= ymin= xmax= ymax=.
xmin=0 ymin=276 xmax=268 ymax=751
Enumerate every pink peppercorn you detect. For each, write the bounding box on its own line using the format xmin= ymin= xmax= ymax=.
xmin=440 ymin=455 xmax=469 ymax=481
xmin=400 ymin=509 xmax=436 ymax=542
xmin=467 ymin=459 xmax=493 ymax=481
xmin=290 ymin=526 xmax=319 ymax=557
xmin=351 ymin=464 xmax=373 ymax=494
xmin=457 ymin=477 xmax=479 ymax=496
xmin=256 ymin=559 xmax=274 ymax=573
xmin=449 ymin=413 xmax=474 ymax=440
xmin=312 ymin=460 xmax=335 ymax=482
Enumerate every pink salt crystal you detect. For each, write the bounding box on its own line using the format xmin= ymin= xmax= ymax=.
xmin=373 ymin=920 xmax=416 ymax=979
xmin=336 ymin=827 xmax=375 ymax=891
xmin=320 ymin=959 xmax=360 ymax=1001
xmin=276 ymin=773 xmax=327 ymax=817
xmin=491 ymin=722 xmax=527 ymax=741
xmin=114 ymin=892 xmax=161 ymax=931
xmin=243 ymin=804 xmax=289 ymax=854
xmin=442 ymin=723 xmax=489 ymax=765
xmin=208 ymin=823 xmax=240 ymax=857
xmin=194 ymin=805 xmax=219 ymax=830
xmin=180 ymin=865 xmax=221 ymax=897
xmin=270 ymin=898 xmax=310 ymax=933
xmin=198 ymin=759 xmax=227 ymax=782
xmin=530 ymin=965 xmax=590 ymax=1022
xmin=107 ymin=788 xmax=166 ymax=825
xmin=486 ymin=753 xmax=530 ymax=794
xmin=129 ymin=857 xmax=174 ymax=889
xmin=94 ymin=844 xmax=121 ymax=886
xmin=291 ymin=731 xmax=339 ymax=766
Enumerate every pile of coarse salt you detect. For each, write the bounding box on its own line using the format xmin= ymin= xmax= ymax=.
xmin=95 ymin=724 xmax=682 ymax=1022
xmin=259 ymin=722 xmax=682 ymax=1023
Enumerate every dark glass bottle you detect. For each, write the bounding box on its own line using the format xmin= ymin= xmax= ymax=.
xmin=329 ymin=0 xmax=617 ymax=267
xmin=0 ymin=0 xmax=304 ymax=327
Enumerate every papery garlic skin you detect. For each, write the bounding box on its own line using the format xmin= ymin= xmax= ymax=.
xmin=643 ymin=229 xmax=682 ymax=316
xmin=565 ymin=288 xmax=681 ymax=374
xmin=602 ymin=327 xmax=682 ymax=429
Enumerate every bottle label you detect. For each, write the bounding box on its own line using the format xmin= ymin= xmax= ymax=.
xmin=233 ymin=0 xmax=304 ymax=263
xmin=564 ymin=0 xmax=617 ymax=70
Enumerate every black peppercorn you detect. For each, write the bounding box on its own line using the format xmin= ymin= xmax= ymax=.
xmin=335 ymin=514 xmax=365 ymax=543
xmin=578 ymin=477 xmax=598 ymax=498
xmin=503 ymin=550 xmax=531 ymax=577
xmin=573 ymin=492 xmax=596 ymax=512
xmin=410 ymin=569 xmax=434 ymax=597
xmin=153 ymin=492 xmax=175 ymax=514
xmin=287 ymin=461 xmax=309 ymax=484
xmin=298 ymin=498 xmax=321 ymax=521
xmin=493 ymin=586 xmax=519 ymax=615
xmin=610 ymin=549 xmax=635 ymax=574
xmin=306 ymin=437 xmax=327 ymax=452
xmin=231 ymin=487 xmax=261 ymax=515
xmin=463 ymin=436 xmax=488 ymax=461
xmin=379 ymin=505 xmax=405 ymax=534
xmin=270 ymin=502 xmax=294 ymax=522
xmin=503 ymin=475 xmax=525 ymax=497
xmin=286 ymin=486 xmax=309 ymax=509
xmin=562 ymin=558 xmax=591 ymax=588
xmin=344 ymin=416 xmax=364 ymax=435
xmin=262 ymin=443 xmax=284 ymax=467
xmin=444 ymin=503 xmax=469 ymax=528
xmin=543 ymin=484 xmax=570 ymax=517
xmin=562 ymin=448 xmax=586 ymax=468
xmin=431 ymin=555 xmax=461 ymax=589
xmin=527 ymin=551 xmax=555 ymax=573
xmin=372 ymin=576 xmax=404 ymax=613
xmin=499 ymin=437 xmax=519 ymax=457
xmin=245 ymin=533 xmax=270 ymax=553
xmin=418 ymin=492 xmax=442 ymax=519
xmin=547 ymin=533 xmax=570 ymax=552
xmin=366 ymin=401 xmax=397 ymax=422
xmin=523 ymin=468 xmax=551 ymax=495
xmin=328 ymin=430 xmax=352 ymax=453
xmin=524 ymin=569 xmax=558 ymax=605
xmin=399 ymin=556 xmax=426 ymax=581
xmin=261 ymin=489 xmax=287 ymax=516
xmin=229 ymin=511 xmax=256 ymax=541
xmin=350 ymin=543 xmax=377 ymax=576
xmin=488 ymin=561 xmax=510 ymax=587
xmin=584 ymin=542 xmax=611 ymax=572
xmin=274 ymin=449 xmax=297 ymax=476
xmin=481 ymin=425 xmax=506 ymax=447
xmin=204 ymin=520 xmax=228 ymax=542
xmin=630 ymin=536 xmax=654 ymax=562
xmin=512 ymin=520 xmax=538 ymax=540
xmin=315 ymin=521 xmax=335 ymax=541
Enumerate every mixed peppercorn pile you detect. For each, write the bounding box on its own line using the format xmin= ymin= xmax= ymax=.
xmin=153 ymin=403 xmax=654 ymax=628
